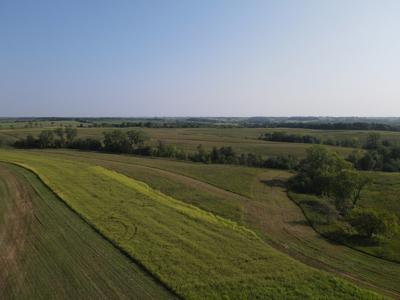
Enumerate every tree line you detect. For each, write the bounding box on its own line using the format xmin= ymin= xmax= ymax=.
xmin=13 ymin=128 xmax=299 ymax=170
xmin=252 ymin=122 xmax=400 ymax=131
xmin=259 ymin=131 xmax=363 ymax=148
xmin=347 ymin=133 xmax=400 ymax=172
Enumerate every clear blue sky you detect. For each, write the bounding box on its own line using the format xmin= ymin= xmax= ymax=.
xmin=1 ymin=0 xmax=399 ymax=117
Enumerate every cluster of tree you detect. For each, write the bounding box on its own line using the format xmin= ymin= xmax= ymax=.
xmin=102 ymin=130 xmax=148 ymax=153
xmin=347 ymin=208 xmax=399 ymax=239
xmin=188 ymin=145 xmax=299 ymax=169
xmin=289 ymin=146 xmax=399 ymax=239
xmin=14 ymin=128 xmax=79 ymax=148
xmin=347 ymin=133 xmax=400 ymax=172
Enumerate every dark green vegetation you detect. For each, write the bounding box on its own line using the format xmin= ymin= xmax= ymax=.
xmin=0 ymin=149 xmax=386 ymax=299
xmin=0 ymin=162 xmax=175 ymax=299
xmin=288 ymin=146 xmax=400 ymax=263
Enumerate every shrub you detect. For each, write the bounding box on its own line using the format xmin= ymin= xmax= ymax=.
xmin=347 ymin=208 xmax=399 ymax=238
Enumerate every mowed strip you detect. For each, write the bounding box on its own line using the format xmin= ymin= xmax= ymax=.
xmin=0 ymin=149 xmax=384 ymax=299
xmin=33 ymin=150 xmax=400 ymax=298
xmin=0 ymin=162 xmax=175 ymax=299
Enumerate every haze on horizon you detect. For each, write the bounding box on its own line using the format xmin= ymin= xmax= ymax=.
xmin=1 ymin=0 xmax=399 ymax=118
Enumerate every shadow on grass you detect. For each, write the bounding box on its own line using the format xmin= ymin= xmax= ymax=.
xmin=261 ymin=179 xmax=287 ymax=188
xmin=288 ymin=219 xmax=310 ymax=226
xmin=324 ymin=230 xmax=380 ymax=247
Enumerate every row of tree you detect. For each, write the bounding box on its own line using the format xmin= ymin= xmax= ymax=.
xmin=347 ymin=133 xmax=400 ymax=172
xmin=14 ymin=129 xmax=300 ymax=170
xmin=259 ymin=131 xmax=376 ymax=149
xmin=253 ymin=122 xmax=400 ymax=131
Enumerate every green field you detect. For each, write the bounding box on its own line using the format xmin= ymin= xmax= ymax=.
xmin=0 ymin=162 xmax=175 ymax=299
xmin=0 ymin=149 xmax=385 ymax=299
xmin=30 ymin=149 xmax=400 ymax=298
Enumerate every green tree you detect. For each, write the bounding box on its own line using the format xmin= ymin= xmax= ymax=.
xmin=126 ymin=130 xmax=147 ymax=149
xmin=364 ymin=132 xmax=381 ymax=150
xmin=332 ymin=169 xmax=371 ymax=215
xmin=289 ymin=146 xmax=370 ymax=215
xmin=347 ymin=208 xmax=399 ymax=238
xmin=65 ymin=127 xmax=78 ymax=143
xmin=289 ymin=146 xmax=351 ymax=195
xmin=103 ymin=130 xmax=130 ymax=153
xmin=54 ymin=127 xmax=65 ymax=146
xmin=38 ymin=130 xmax=55 ymax=148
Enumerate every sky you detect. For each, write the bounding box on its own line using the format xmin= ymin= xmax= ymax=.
xmin=1 ymin=0 xmax=399 ymax=117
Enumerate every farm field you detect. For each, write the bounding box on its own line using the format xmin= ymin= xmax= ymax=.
xmin=0 ymin=162 xmax=175 ymax=299
xmin=0 ymin=149 xmax=384 ymax=299
xmin=0 ymin=126 xmax=363 ymax=157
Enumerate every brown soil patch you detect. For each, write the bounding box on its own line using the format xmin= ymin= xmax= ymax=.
xmin=0 ymin=164 xmax=34 ymax=294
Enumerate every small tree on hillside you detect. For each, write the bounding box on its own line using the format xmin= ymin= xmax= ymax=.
xmin=289 ymin=146 xmax=370 ymax=215
xmin=347 ymin=208 xmax=399 ymax=238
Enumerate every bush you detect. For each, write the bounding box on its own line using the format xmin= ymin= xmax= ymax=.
xmin=347 ymin=208 xmax=399 ymax=238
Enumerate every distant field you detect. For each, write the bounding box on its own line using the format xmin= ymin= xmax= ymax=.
xmin=0 ymin=126 xmax=362 ymax=158
xmin=0 ymin=149 xmax=383 ymax=299
xmin=0 ymin=162 xmax=174 ymax=299
xmin=23 ymin=149 xmax=400 ymax=298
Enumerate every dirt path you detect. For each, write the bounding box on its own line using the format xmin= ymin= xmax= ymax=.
xmin=0 ymin=164 xmax=34 ymax=293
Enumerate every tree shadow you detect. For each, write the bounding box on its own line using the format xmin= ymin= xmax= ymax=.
xmin=324 ymin=231 xmax=380 ymax=247
xmin=261 ymin=179 xmax=287 ymax=188
xmin=288 ymin=220 xmax=309 ymax=226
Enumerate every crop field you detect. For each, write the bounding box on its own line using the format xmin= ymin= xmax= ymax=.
xmin=0 ymin=162 xmax=174 ymax=299
xmin=0 ymin=149 xmax=385 ymax=299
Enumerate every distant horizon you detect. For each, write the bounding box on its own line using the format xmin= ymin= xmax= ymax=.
xmin=2 ymin=115 xmax=400 ymax=119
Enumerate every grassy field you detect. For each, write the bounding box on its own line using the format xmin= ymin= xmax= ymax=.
xmin=0 ymin=149 xmax=384 ymax=299
xmin=0 ymin=162 xmax=175 ymax=299
xmin=7 ymin=149 xmax=400 ymax=298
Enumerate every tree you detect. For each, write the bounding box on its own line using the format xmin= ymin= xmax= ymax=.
xmin=54 ymin=127 xmax=65 ymax=146
xmin=65 ymin=127 xmax=78 ymax=143
xmin=364 ymin=133 xmax=381 ymax=150
xmin=332 ymin=169 xmax=371 ymax=215
xmin=38 ymin=130 xmax=55 ymax=148
xmin=347 ymin=208 xmax=399 ymax=238
xmin=103 ymin=130 xmax=130 ymax=153
xmin=126 ymin=130 xmax=147 ymax=149
xmin=289 ymin=146 xmax=370 ymax=215
xmin=289 ymin=146 xmax=351 ymax=195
